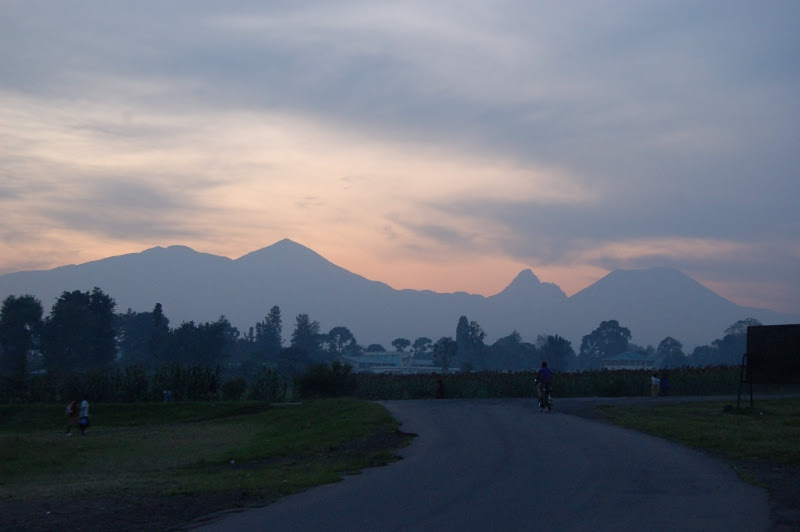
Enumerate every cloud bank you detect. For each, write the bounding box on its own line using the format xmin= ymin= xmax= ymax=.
xmin=1 ymin=1 xmax=798 ymax=314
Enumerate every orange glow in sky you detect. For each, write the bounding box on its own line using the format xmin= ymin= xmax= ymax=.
xmin=1 ymin=2 xmax=798 ymax=316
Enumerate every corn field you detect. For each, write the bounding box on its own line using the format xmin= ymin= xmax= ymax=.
xmin=0 ymin=364 xmax=768 ymax=404
xmin=350 ymin=365 xmax=747 ymax=400
xmin=0 ymin=365 xmax=287 ymax=404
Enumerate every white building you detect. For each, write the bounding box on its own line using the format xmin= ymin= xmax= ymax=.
xmin=341 ymin=351 xmax=438 ymax=374
xmin=603 ymin=351 xmax=656 ymax=370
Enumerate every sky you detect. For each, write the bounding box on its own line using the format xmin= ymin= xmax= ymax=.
xmin=1 ymin=1 xmax=798 ymax=315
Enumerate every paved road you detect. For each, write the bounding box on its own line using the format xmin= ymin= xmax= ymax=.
xmin=194 ymin=398 xmax=769 ymax=531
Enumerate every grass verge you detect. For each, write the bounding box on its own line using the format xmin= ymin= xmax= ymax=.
xmin=0 ymin=399 xmax=412 ymax=504
xmin=598 ymin=397 xmax=800 ymax=464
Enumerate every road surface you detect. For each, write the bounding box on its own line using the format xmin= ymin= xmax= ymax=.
xmin=194 ymin=398 xmax=769 ymax=531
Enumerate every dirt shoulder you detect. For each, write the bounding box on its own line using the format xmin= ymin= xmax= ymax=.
xmin=2 ymin=492 xmax=261 ymax=532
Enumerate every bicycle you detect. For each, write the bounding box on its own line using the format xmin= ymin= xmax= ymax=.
xmin=536 ymin=380 xmax=553 ymax=412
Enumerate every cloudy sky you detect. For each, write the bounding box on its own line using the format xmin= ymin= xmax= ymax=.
xmin=1 ymin=1 xmax=798 ymax=314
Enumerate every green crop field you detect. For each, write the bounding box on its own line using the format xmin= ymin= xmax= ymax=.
xmin=0 ymin=399 xmax=411 ymax=503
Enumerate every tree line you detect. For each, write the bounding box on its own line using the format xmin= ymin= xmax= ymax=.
xmin=0 ymin=288 xmax=759 ymax=382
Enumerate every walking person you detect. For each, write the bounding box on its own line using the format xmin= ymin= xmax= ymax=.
xmin=659 ymin=372 xmax=670 ymax=396
xmin=79 ymin=397 xmax=90 ymax=435
xmin=650 ymin=373 xmax=661 ymax=398
xmin=435 ymin=378 xmax=446 ymax=399
xmin=65 ymin=400 xmax=79 ymax=435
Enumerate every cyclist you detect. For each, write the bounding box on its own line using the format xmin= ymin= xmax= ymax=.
xmin=536 ymin=361 xmax=554 ymax=411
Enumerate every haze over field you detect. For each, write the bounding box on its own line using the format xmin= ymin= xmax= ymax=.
xmin=1 ymin=2 xmax=798 ymax=316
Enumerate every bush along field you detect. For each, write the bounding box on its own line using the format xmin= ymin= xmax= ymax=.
xmin=3 ymin=363 xmax=783 ymax=404
xmin=0 ymin=364 xmax=292 ymax=404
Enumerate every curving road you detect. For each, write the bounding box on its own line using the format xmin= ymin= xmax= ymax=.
xmin=194 ymin=398 xmax=769 ymax=531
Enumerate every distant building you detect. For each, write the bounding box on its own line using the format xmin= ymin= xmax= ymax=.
xmin=603 ymin=351 xmax=655 ymax=370
xmin=341 ymin=351 xmax=438 ymax=374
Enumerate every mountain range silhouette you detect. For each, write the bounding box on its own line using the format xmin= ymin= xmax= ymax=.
xmin=0 ymin=239 xmax=793 ymax=351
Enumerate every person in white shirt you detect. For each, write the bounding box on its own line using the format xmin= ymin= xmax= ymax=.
xmin=650 ymin=374 xmax=661 ymax=397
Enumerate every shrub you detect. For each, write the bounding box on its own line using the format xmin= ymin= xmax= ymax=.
xmin=295 ymin=361 xmax=356 ymax=398
xmin=221 ymin=378 xmax=247 ymax=401
xmin=247 ymin=367 xmax=288 ymax=403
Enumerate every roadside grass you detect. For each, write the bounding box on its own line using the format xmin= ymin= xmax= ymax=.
xmin=599 ymin=398 xmax=800 ymax=464
xmin=0 ymin=399 xmax=411 ymax=503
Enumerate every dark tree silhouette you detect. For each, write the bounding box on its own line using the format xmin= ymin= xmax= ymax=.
xmin=162 ymin=316 xmax=232 ymax=366
xmin=41 ymin=288 xmax=117 ymax=372
xmin=290 ymin=313 xmax=322 ymax=358
xmin=536 ymin=334 xmax=577 ymax=371
xmin=712 ymin=318 xmax=761 ymax=365
xmin=579 ymin=319 xmax=631 ymax=369
xmin=687 ymin=318 xmax=762 ymax=366
xmin=391 ymin=338 xmax=411 ymax=352
xmin=656 ymin=337 xmax=686 ymax=368
xmin=489 ymin=331 xmax=534 ymax=371
xmin=326 ymin=326 xmax=358 ymax=357
xmin=412 ymin=337 xmax=432 ymax=358
xmin=366 ymin=343 xmax=386 ymax=352
xmin=433 ymin=336 xmax=457 ymax=373
xmin=0 ymin=294 xmax=43 ymax=380
xmin=255 ymin=305 xmax=283 ymax=359
xmin=456 ymin=316 xmax=486 ymax=371
xmin=116 ymin=309 xmax=157 ymax=367
xmin=149 ymin=303 xmax=171 ymax=366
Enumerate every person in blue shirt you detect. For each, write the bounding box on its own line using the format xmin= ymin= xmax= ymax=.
xmin=536 ymin=362 xmax=553 ymax=410
xmin=79 ymin=397 xmax=90 ymax=435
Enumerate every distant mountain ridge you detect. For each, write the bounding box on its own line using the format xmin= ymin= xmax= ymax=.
xmin=493 ymin=269 xmax=566 ymax=302
xmin=0 ymin=239 xmax=793 ymax=351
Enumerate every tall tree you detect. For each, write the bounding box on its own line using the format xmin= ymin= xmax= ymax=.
xmin=412 ymin=337 xmax=432 ymax=358
xmin=42 ymin=288 xmax=117 ymax=372
xmin=656 ymin=337 xmax=686 ymax=368
xmin=201 ymin=316 xmax=234 ymax=365
xmin=536 ymin=334 xmax=577 ymax=371
xmin=489 ymin=331 xmax=535 ymax=371
xmin=164 ymin=316 xmax=231 ymax=366
xmin=166 ymin=321 xmax=199 ymax=364
xmin=0 ymin=294 xmax=43 ymax=380
xmin=685 ymin=319 xmax=761 ymax=367
xmin=455 ymin=316 xmax=486 ymax=371
xmin=366 ymin=343 xmax=386 ymax=352
xmin=218 ymin=315 xmax=241 ymax=360
xmin=712 ymin=318 xmax=761 ymax=365
xmin=290 ymin=313 xmax=321 ymax=358
xmin=391 ymin=338 xmax=411 ymax=352
xmin=433 ymin=336 xmax=457 ymax=373
xmin=578 ymin=320 xmax=631 ymax=369
xmin=326 ymin=326 xmax=358 ymax=358
xmin=724 ymin=318 xmax=762 ymax=338
xmin=688 ymin=344 xmax=717 ymax=367
xmin=116 ymin=309 xmax=156 ymax=367
xmin=255 ymin=305 xmax=283 ymax=359
xmin=149 ymin=303 xmax=171 ymax=366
